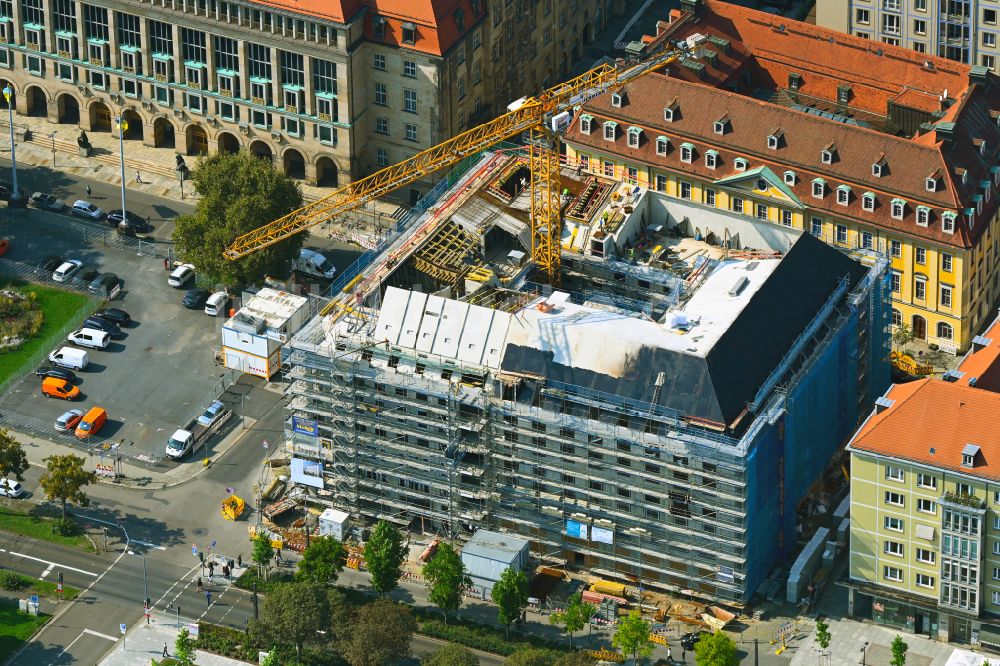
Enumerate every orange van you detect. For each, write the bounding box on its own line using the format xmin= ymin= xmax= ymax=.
xmin=75 ymin=406 xmax=107 ymax=439
xmin=41 ymin=377 xmax=79 ymax=400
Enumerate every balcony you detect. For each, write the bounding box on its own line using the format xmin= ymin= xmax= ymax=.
xmin=943 ymin=492 xmax=986 ymax=510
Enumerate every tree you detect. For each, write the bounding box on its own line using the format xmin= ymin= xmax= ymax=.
xmin=422 ymin=642 xmax=480 ymax=666
xmin=296 ymin=536 xmax=346 ymax=586
xmin=342 ymin=598 xmax=416 ymax=666
xmin=0 ymin=430 xmax=28 ymax=495
xmin=815 ymin=619 xmax=831 ymax=650
xmin=504 ymin=648 xmax=560 ymax=666
xmin=171 ymin=150 xmax=304 ymax=286
xmin=551 ymin=653 xmax=595 ymax=666
xmin=422 ymin=543 xmax=471 ymax=624
xmin=174 ymin=627 xmax=197 ymax=665
xmin=549 ymin=592 xmax=596 ymax=649
xmin=38 ymin=455 xmax=95 ymax=520
xmin=364 ymin=520 xmax=407 ymax=595
xmin=611 ymin=610 xmax=654 ymax=663
xmin=693 ymin=631 xmax=738 ymax=666
xmin=256 ymin=581 xmax=330 ymax=661
xmin=492 ymin=567 xmax=529 ymax=638
xmin=890 ymin=635 xmax=908 ymax=666
xmin=892 ymin=323 xmax=914 ymax=352
xmin=252 ymin=532 xmax=274 ymax=579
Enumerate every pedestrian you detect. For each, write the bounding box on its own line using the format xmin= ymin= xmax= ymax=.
xmin=208 ymin=560 xmax=215 ymax=577
xmin=237 ymin=554 xmax=242 ymax=568
xmin=206 ymin=590 xmax=212 ymax=607
xmin=275 ymin=549 xmax=282 ymax=566
xmin=163 ymin=257 xmax=169 ymax=271
xmin=666 ymin=646 xmax=672 ymax=661
xmin=135 ymin=170 xmax=143 ymax=183
xmin=222 ymin=564 xmax=229 ymax=580
xmin=85 ymin=185 xmax=91 ymax=198
xmin=196 ymin=577 xmax=203 ymax=592
xmin=162 ymin=642 xmax=169 ymax=658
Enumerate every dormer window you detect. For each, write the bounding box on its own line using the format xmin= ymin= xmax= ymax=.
xmin=925 ymin=176 xmax=937 ymax=192
xmin=836 ymin=184 xmax=851 ymax=205
xmin=713 ymin=115 xmax=730 ymax=135
xmin=655 ymin=136 xmax=668 ymax=156
xmin=401 ymin=22 xmax=416 ymax=44
xmin=821 ymin=145 xmax=836 ymax=164
xmin=891 ymin=198 xmax=906 ymax=219
xmin=734 ymin=157 xmax=748 ymax=171
xmin=872 ymin=157 xmax=887 ymax=177
xmin=812 ymin=178 xmax=826 ymax=198
xmin=611 ymin=92 xmax=623 ymax=108
xmin=766 ymin=128 xmax=784 ymax=150
xmin=837 ymin=85 xmax=851 ymax=104
xmin=603 ymin=121 xmax=617 ymax=141
xmin=942 ymin=211 xmax=957 ymax=233
xmin=916 ymin=205 xmax=930 ymax=226
xmin=373 ymin=16 xmax=387 ymax=40
xmin=663 ymin=103 xmax=677 ymax=122
xmin=967 ymin=209 xmax=976 ymax=228
xmin=680 ymin=142 xmax=694 ymax=163
xmin=783 ymin=170 xmax=796 ymax=185
xmin=579 ymin=114 xmax=593 ymax=134
xmin=788 ymin=72 xmax=802 ymax=90
xmin=626 ymin=126 xmax=641 ymax=148
xmin=962 ymin=443 xmax=980 ymax=468
xmin=862 ymin=192 xmax=876 ymax=211
xmin=705 ymin=149 xmax=719 ymax=169
xmin=976 ymin=138 xmax=987 ymax=156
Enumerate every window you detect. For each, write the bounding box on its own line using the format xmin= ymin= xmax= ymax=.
xmin=884 ymin=516 xmax=904 ymax=531
xmin=627 ymin=127 xmax=641 ymax=148
xmin=943 ymin=213 xmax=956 ymax=234
xmin=916 ymin=0 xmax=926 ymax=9
xmin=986 ymin=32 xmax=997 ymax=48
xmin=401 ymin=23 xmax=416 ymax=44
xmin=916 ymin=247 xmax=926 ymax=264
xmin=373 ymin=53 xmax=386 ymax=70
xmin=812 ymin=180 xmax=826 ymax=198
xmin=987 ymin=8 xmax=998 ymax=25
xmin=892 ymin=308 xmax=902 ymax=327
xmin=915 ymin=279 xmax=926 ymax=300
xmin=942 ymin=253 xmax=953 ymax=272
xmin=917 ymin=498 xmax=936 ymax=514
xmin=885 ymin=465 xmax=904 ymax=481
xmin=376 ymin=148 xmax=389 ymax=167
xmin=375 ymin=117 xmax=389 ymax=134
xmin=882 ymin=14 xmax=900 ymax=34
xmin=884 ymin=566 xmax=903 ymax=582
xmin=663 ymin=106 xmax=676 ymax=122
xmin=53 ymin=0 xmax=76 ymax=34
xmin=117 ymin=11 xmax=141 ymax=49
xmin=856 ymin=8 xmax=870 ymax=23
xmin=891 ymin=240 xmax=902 ymax=258
xmin=872 ymin=161 xmax=885 ymax=177
xmin=182 ymin=27 xmax=207 ymax=64
xmin=280 ymin=51 xmax=304 ymax=89
xmin=655 ymin=174 xmax=667 ymax=192
xmin=680 ymin=144 xmax=693 ymax=163
xmin=403 ymin=60 xmax=416 ymax=78
xmin=917 ymin=473 xmax=937 ymax=489
xmin=26 ymin=54 xmax=43 ymax=75
xmin=756 ymin=204 xmax=768 ymax=221
xmin=405 ymin=123 xmax=417 ymax=142
xmin=374 ymin=83 xmax=387 ymax=106
xmin=734 ymin=158 xmax=748 ymax=171
xmin=891 ymin=200 xmax=906 ymax=219
xmin=784 ymin=170 xmax=796 ymax=185
xmin=862 ymin=192 xmax=875 ymax=211
xmin=891 ymin=272 xmax=901 ymax=293
xmin=836 ymin=224 xmax=848 ymax=244
xmin=678 ymin=181 xmax=692 ymax=199
xmin=885 ymin=540 xmax=904 ymax=556
xmin=731 ymin=198 xmax=744 ymax=214
xmin=782 ymin=210 xmax=793 ymax=227
xmin=83 ymin=4 xmax=108 ymax=41
xmin=861 ymin=232 xmax=874 ymax=249
xmin=917 ymin=207 xmax=930 ymax=226
xmin=603 ymin=122 xmax=616 ymax=141
xmin=403 ymin=89 xmax=417 ymax=113
xmin=704 ymin=189 xmax=716 ymax=206
xmin=914 ymin=19 xmax=926 ymax=35
xmin=938 ymin=322 xmax=954 ymax=340
xmin=885 ymin=491 xmax=904 ymax=506
xmin=941 ymin=285 xmax=953 ymax=308
xmin=821 ymin=149 xmax=834 ymax=164
xmin=655 ymin=136 xmax=668 ymax=155
xmin=915 ymin=573 xmax=934 ymax=588
xmin=702 ymin=151 xmax=718 ymax=168
xmin=185 ymin=93 xmax=203 ymax=113
xmin=811 ymin=218 xmax=823 ymax=237
xmin=767 ymin=134 xmax=780 ymax=149
xmin=713 ymin=117 xmax=728 ymax=134
xmin=626 ymin=167 xmax=638 ymax=184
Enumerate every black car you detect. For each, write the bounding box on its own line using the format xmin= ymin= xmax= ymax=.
xmin=107 ymin=209 xmax=149 ymax=231
xmin=94 ymin=308 xmax=131 ymax=325
xmin=89 ymin=272 xmax=120 ymax=295
xmin=35 ymin=255 xmax=63 ymax=274
xmin=182 ymin=288 xmax=210 ymax=309
xmin=680 ymin=631 xmax=709 ymax=651
xmin=83 ymin=316 xmax=122 ymax=338
xmin=73 ymin=267 xmax=99 ymax=287
xmin=34 ymin=365 xmax=77 ymax=383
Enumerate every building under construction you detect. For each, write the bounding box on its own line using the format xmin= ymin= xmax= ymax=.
xmin=283 ymin=149 xmax=891 ymax=605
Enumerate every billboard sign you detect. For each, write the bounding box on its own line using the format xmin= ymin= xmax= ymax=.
xmin=292 ymin=416 xmax=319 ymax=437
xmin=290 ymin=457 xmax=325 ymax=489
xmin=565 ymin=520 xmax=589 ymax=540
xmin=591 ymin=526 xmax=614 ymax=544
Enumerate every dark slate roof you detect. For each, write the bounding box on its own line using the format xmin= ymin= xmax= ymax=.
xmin=499 ymin=232 xmax=868 ymax=428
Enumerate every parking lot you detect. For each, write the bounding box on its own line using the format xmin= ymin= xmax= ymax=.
xmin=0 ymin=205 xmax=233 ymax=467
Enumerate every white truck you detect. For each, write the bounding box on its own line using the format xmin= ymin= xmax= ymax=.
xmin=166 ymin=400 xmax=232 ymax=459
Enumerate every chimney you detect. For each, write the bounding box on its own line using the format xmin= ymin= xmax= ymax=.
xmin=936 ymin=121 xmax=956 ymax=143
xmin=970 ymin=65 xmax=990 ymax=88
xmin=679 ymin=0 xmax=703 ymax=18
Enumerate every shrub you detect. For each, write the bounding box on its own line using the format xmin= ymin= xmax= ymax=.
xmin=52 ymin=516 xmax=79 ymax=536
xmin=234 ymin=567 xmax=294 ymax=594
xmin=417 ymin=618 xmax=564 ymax=656
xmin=0 ymin=569 xmax=23 ymax=591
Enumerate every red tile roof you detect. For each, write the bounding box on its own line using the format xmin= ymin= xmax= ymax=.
xmin=955 ymin=317 xmax=1000 ymax=390
xmin=252 ymin=0 xmax=362 ymax=23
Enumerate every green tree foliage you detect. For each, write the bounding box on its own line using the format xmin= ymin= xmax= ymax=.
xmin=891 ymin=324 xmax=915 ymax=352
xmin=0 ymin=429 xmax=28 ymax=495
xmin=504 ymin=648 xmax=560 ymax=666
xmin=421 ymin=642 xmax=480 ymax=666
xmin=422 ymin=543 xmax=471 ymax=623
xmin=549 ymin=592 xmax=596 ymax=649
xmin=39 ymin=454 xmax=95 ymax=520
xmin=693 ymin=631 xmax=738 ymax=666
xmin=364 ymin=520 xmax=407 ymax=595
xmin=256 ymin=581 xmax=330 ymax=660
xmin=491 ymin=567 xmax=529 ymax=637
xmin=171 ymin=151 xmax=304 ymax=286
xmin=551 ymin=653 xmax=596 ymax=666
xmin=342 ymin=597 xmax=416 ymax=666
xmin=295 ymin=536 xmax=346 ymax=586
xmin=890 ymin=635 xmax=908 ymax=666
xmin=252 ymin=533 xmax=274 ymax=578
xmin=174 ymin=627 xmax=197 ymax=665
xmin=815 ymin=619 xmax=831 ymax=650
xmin=611 ymin=610 xmax=654 ymax=662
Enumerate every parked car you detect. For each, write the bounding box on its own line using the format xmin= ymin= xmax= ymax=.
xmin=0 ymin=480 xmax=25 ymax=498
xmin=52 ymin=260 xmax=82 ymax=282
xmin=680 ymin=632 xmax=710 ymax=651
xmin=89 ymin=272 xmax=120 ymax=296
xmin=108 ymin=209 xmax=151 ymax=233
xmin=83 ymin=316 xmax=122 ymax=338
xmin=67 ymin=327 xmax=110 ymax=350
xmin=182 ymin=288 xmax=210 ymax=309
xmin=196 ymin=400 xmax=227 ymax=427
xmin=75 ymin=406 xmax=108 ymax=440
xmin=94 ymin=308 xmax=131 ymax=326
xmin=29 ymin=192 xmax=66 ymax=211
xmin=168 ymin=264 xmax=196 ymax=288
xmin=34 ymin=365 xmax=77 ymax=383
xmin=73 ymin=267 xmax=100 ymax=288
xmin=35 ymin=255 xmax=63 ymax=274
xmin=204 ymin=291 xmax=230 ymax=316
xmin=49 ymin=347 xmax=89 ymax=370
xmin=71 ymin=200 xmax=105 ymax=220
xmin=54 ymin=409 xmax=84 ymax=433
xmin=41 ymin=377 xmax=80 ymax=400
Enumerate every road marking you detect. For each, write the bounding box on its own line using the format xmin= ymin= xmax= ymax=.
xmin=83 ymin=628 xmax=119 ymax=641
xmin=6 ymin=551 xmax=97 ymax=577
xmin=39 ymin=563 xmax=53 ymax=580
xmin=131 ymin=539 xmax=166 ymax=551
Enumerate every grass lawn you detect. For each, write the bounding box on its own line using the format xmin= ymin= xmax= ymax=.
xmin=0 ymin=280 xmax=92 ymax=385
xmin=0 ymin=598 xmax=49 ymax=661
xmin=0 ymin=508 xmax=94 ymax=552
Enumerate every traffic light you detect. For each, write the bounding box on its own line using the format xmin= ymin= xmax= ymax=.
xmin=198 ymin=551 xmax=205 ymax=563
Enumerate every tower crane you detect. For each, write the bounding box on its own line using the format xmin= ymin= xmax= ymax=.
xmin=224 ymin=44 xmax=684 ymax=306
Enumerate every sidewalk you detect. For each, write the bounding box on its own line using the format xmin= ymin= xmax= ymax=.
xmin=98 ymin=610 xmax=253 ymax=666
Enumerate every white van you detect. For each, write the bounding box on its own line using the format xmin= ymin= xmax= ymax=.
xmin=49 ymin=346 xmax=89 ymax=370
xmin=204 ymin=291 xmax=230 ymax=316
xmin=67 ymin=327 xmax=110 ymax=349
xmin=295 ymin=248 xmax=336 ymax=280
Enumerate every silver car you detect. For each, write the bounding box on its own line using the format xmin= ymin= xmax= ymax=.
xmin=0 ymin=480 xmax=25 ymax=498
xmin=54 ymin=409 xmax=84 ymax=433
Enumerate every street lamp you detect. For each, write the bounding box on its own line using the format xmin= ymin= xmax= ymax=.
xmin=49 ymin=130 xmax=55 ymax=166
xmin=860 ymin=640 xmax=869 ymax=666
xmin=2 ymin=85 xmax=22 ymax=207
xmin=114 ymin=113 xmax=128 ymax=219
xmin=127 ymin=550 xmax=148 ymax=615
